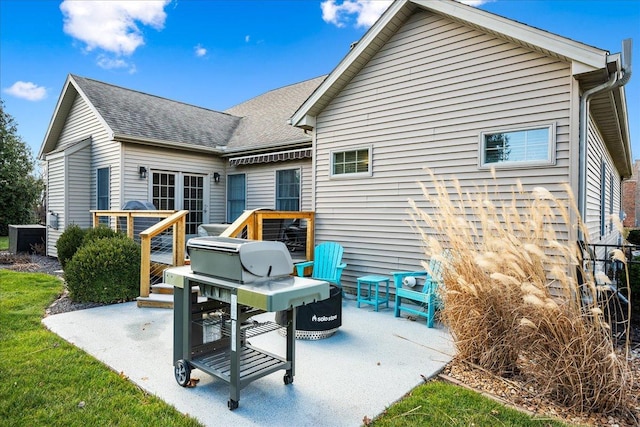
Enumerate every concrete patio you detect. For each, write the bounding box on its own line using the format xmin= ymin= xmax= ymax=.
xmin=42 ymin=296 xmax=454 ymax=427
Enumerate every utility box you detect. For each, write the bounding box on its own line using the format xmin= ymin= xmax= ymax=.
xmin=8 ymin=225 xmax=46 ymax=254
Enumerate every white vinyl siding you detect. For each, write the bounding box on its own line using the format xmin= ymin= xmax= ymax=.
xmin=122 ymin=144 xmax=222 ymax=223
xmin=45 ymin=140 xmax=91 ymax=257
xmin=46 ymin=155 xmax=65 ymax=257
xmin=311 ymin=10 xmax=573 ymax=287
xmin=56 ymin=93 xmax=119 ymax=212
xmin=228 ymin=159 xmax=313 ymax=212
xmin=585 ymin=114 xmax=621 ymax=245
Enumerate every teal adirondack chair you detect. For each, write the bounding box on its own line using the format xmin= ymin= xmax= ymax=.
xmin=295 ymin=242 xmax=347 ymax=291
xmin=391 ymin=256 xmax=444 ymax=328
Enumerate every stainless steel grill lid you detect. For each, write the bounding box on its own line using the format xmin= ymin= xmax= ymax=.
xmin=187 ymin=236 xmax=294 ymax=282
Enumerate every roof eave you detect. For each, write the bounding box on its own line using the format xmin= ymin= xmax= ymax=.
xmin=114 ymin=134 xmax=226 ymax=155
xmin=291 ymin=0 xmax=610 ymax=130
xmin=221 ymin=138 xmax=312 ymax=157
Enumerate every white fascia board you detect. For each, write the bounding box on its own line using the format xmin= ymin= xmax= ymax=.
xmin=39 ymin=75 xmax=75 ymax=160
xmin=290 ymin=0 xmax=410 ymax=128
xmin=69 ymin=75 xmax=115 ymax=139
xmin=114 ymin=134 xmax=226 ymax=155
xmin=414 ymin=0 xmax=607 ymax=70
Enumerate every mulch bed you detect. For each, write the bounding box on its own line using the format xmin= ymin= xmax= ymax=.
xmin=3 ymin=251 xmax=639 ymax=425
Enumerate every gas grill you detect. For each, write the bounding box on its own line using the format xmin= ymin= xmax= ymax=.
xmin=167 ymin=236 xmax=329 ymax=410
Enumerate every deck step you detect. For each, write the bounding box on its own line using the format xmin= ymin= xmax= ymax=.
xmin=151 ymin=283 xmax=175 ymax=294
xmin=150 ymin=283 xmax=201 ymax=295
xmin=137 ymin=286 xmax=206 ymax=309
xmin=137 ymin=293 xmax=174 ymax=309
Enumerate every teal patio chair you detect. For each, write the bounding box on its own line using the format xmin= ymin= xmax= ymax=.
xmin=391 ymin=256 xmax=444 ymax=328
xmin=295 ymin=242 xmax=347 ymax=291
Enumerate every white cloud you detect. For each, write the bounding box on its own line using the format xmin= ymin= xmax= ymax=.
xmin=194 ymin=44 xmax=207 ymax=57
xmin=321 ymin=0 xmax=491 ymax=28
xmin=245 ymin=35 xmax=250 ymax=43
xmin=96 ymin=54 xmax=136 ymax=74
xmin=3 ymin=81 xmax=47 ymax=101
xmin=60 ymin=0 xmax=170 ymax=56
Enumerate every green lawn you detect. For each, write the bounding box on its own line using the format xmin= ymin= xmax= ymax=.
xmin=0 ymin=270 xmax=203 ymax=427
xmin=370 ymin=381 xmax=566 ymax=426
xmin=0 ymin=235 xmax=8 ymax=251
xmin=0 ymin=268 xmax=567 ymax=427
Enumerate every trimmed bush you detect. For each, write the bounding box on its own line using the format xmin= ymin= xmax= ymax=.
xmin=83 ymin=224 xmax=126 ymax=246
xmin=626 ymin=229 xmax=640 ymax=245
xmin=56 ymin=224 xmax=87 ymax=269
xmin=65 ymin=237 xmax=141 ymax=303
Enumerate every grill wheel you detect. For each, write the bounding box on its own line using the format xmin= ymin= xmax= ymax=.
xmin=174 ymin=359 xmax=191 ymax=387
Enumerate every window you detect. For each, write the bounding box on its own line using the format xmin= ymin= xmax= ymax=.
xmin=152 ymin=172 xmax=175 ymax=210
xmin=276 ymin=169 xmax=300 ymax=211
xmin=331 ymin=147 xmax=371 ymax=177
xmin=227 ymin=174 xmax=246 ymax=222
xmin=480 ymin=125 xmax=554 ymax=167
xmin=97 ymin=167 xmax=110 ymax=225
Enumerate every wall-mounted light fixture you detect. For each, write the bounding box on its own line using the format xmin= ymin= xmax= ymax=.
xmin=139 ymin=166 xmax=147 ymax=179
xmin=213 ymin=172 xmax=221 ymax=183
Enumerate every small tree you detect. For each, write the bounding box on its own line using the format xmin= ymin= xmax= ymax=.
xmin=0 ymin=100 xmax=43 ymax=235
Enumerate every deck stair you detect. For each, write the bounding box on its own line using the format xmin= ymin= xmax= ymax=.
xmin=137 ymin=283 xmax=204 ymax=308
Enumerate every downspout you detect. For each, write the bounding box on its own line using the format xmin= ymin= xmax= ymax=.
xmin=578 ymin=39 xmax=632 ymax=239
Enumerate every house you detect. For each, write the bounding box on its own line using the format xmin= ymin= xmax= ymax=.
xmin=38 ymin=74 xmax=324 ymax=257
xmin=290 ymin=0 xmax=632 ymax=284
xmin=623 ymin=160 xmax=640 ymax=227
xmin=41 ymin=0 xmax=632 ymax=292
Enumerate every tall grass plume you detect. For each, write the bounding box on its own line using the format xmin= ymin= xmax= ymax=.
xmin=409 ymin=170 xmax=633 ymax=416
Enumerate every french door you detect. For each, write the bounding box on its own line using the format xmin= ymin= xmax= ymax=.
xmin=151 ymin=171 xmax=208 ymax=235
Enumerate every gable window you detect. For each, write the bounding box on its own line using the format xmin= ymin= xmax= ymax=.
xmin=480 ymin=124 xmax=555 ymax=167
xmin=276 ymin=169 xmax=300 ymax=211
xmin=331 ymin=146 xmax=371 ymax=177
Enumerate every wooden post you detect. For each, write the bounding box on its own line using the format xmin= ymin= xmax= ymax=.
xmin=127 ymin=213 xmax=134 ymax=239
xmin=140 ymin=235 xmax=151 ymax=297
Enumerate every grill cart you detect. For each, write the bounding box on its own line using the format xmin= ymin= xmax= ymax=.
xmin=167 ymin=237 xmax=329 ymax=410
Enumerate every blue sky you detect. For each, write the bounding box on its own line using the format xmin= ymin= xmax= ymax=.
xmin=1 ymin=0 xmax=639 ymax=165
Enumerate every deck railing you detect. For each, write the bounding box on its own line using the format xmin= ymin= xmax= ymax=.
xmin=220 ymin=209 xmax=315 ymax=262
xmin=91 ymin=209 xmax=315 ymax=303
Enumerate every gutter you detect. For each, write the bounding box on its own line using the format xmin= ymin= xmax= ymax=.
xmin=578 ymin=39 xmax=632 ymax=236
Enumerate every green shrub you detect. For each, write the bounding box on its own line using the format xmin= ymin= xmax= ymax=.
xmin=627 ymin=229 xmax=640 ymax=245
xmin=56 ymin=224 xmax=87 ymax=269
xmin=65 ymin=237 xmax=141 ymax=303
xmin=83 ymin=224 xmax=126 ymax=246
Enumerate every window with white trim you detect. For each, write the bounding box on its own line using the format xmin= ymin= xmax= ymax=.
xmin=331 ymin=147 xmax=371 ymax=177
xmin=97 ymin=167 xmax=109 ymax=225
xmin=480 ymin=125 xmax=554 ymax=167
xmin=276 ymin=169 xmax=300 ymax=211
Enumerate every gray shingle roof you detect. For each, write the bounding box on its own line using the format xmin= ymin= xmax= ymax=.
xmin=71 ymin=75 xmax=240 ymax=149
xmin=224 ymin=75 xmax=326 ymax=151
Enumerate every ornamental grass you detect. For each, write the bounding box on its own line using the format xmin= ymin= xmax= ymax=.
xmin=408 ymin=170 xmax=633 ymax=416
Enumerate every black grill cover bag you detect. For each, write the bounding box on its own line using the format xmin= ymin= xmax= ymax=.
xmin=276 ymin=284 xmax=342 ymax=331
